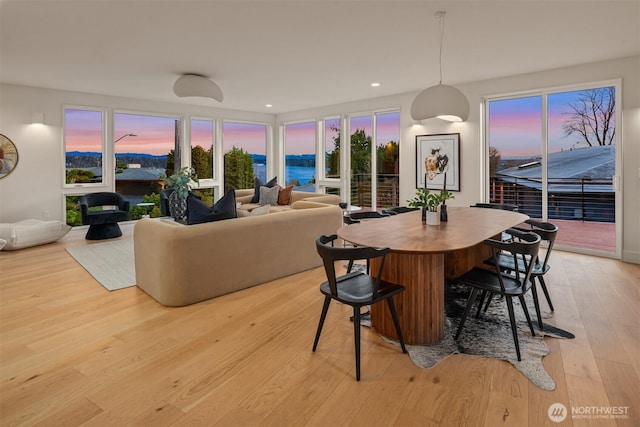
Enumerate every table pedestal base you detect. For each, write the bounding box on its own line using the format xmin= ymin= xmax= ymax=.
xmin=371 ymin=252 xmax=445 ymax=345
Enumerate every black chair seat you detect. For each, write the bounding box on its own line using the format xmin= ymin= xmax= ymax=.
xmin=487 ymin=253 xmax=549 ymax=277
xmin=319 ymin=272 xmax=405 ymax=306
xmin=455 ymin=267 xmax=533 ymax=296
xmin=83 ymin=209 xmax=129 ymax=224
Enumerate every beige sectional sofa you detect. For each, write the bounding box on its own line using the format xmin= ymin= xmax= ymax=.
xmin=235 ymin=189 xmax=341 ymax=212
xmin=134 ymin=200 xmax=343 ymax=306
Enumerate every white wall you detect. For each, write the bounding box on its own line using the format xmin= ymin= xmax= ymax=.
xmin=277 ymin=56 xmax=640 ymax=263
xmin=1 ymin=56 xmax=638 ymax=262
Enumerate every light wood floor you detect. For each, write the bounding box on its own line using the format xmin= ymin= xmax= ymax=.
xmin=1 ymin=224 xmax=638 ymax=426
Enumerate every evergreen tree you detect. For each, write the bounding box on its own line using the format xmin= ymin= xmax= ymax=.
xmin=224 ymin=146 xmax=255 ymax=191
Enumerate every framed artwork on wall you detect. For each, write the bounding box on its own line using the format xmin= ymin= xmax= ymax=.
xmin=415 ymin=133 xmax=460 ymax=191
xmin=0 ymin=134 xmax=19 ymax=180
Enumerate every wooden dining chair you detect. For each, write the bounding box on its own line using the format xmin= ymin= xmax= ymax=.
xmin=454 ymin=229 xmax=541 ymax=361
xmin=483 ymin=219 xmax=559 ymax=329
xmin=313 ymin=234 xmax=407 ymax=381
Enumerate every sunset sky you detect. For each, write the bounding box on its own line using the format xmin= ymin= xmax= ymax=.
xmin=65 ymin=88 xmax=613 ymax=160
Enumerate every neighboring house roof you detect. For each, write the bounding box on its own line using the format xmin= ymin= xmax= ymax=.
xmin=115 ymin=167 xmax=165 ymax=181
xmin=496 ymin=145 xmax=614 ymax=193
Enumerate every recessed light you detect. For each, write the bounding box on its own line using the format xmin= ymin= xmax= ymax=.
xmin=371 ymin=82 xmax=380 ymax=87
xmin=265 ymin=104 xmax=273 ymax=108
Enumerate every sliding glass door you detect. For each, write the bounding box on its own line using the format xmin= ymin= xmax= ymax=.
xmin=486 ymin=83 xmax=620 ymax=257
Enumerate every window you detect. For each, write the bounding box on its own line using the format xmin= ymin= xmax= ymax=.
xmin=223 ymin=121 xmax=267 ymax=191
xmin=283 ymin=121 xmax=315 ymax=190
xmin=375 ymin=111 xmax=400 ymax=208
xmin=191 ymin=118 xmax=215 ymax=181
xmin=114 ymin=112 xmax=180 ymax=204
xmin=64 ymin=107 xmax=105 ymax=185
xmin=324 ymin=117 xmax=341 ymax=180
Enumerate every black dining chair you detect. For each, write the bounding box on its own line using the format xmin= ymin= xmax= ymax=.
xmin=348 ymin=211 xmax=391 ymax=220
xmin=483 ymin=219 xmax=559 ymax=328
xmin=471 ymin=202 xmax=520 ymax=242
xmin=313 ymin=234 xmax=407 ymax=381
xmin=454 ymin=229 xmax=541 ymax=361
xmin=383 ymin=206 xmax=419 ymax=215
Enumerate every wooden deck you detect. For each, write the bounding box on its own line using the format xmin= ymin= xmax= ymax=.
xmin=536 ymin=219 xmax=616 ymax=254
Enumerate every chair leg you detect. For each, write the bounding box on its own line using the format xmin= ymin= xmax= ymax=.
xmin=386 ymin=297 xmax=407 ymax=354
xmin=346 ymin=260 xmax=354 ymax=273
xmin=538 ymin=276 xmax=554 ymax=312
xmin=505 ymin=297 xmax=522 ymax=361
xmin=353 ymin=307 xmax=361 ymax=381
xmin=482 ymin=292 xmax=495 ymax=312
xmin=476 ymin=291 xmax=487 ymax=317
xmin=455 ymin=288 xmax=479 ymax=340
xmin=312 ymin=296 xmax=331 ymax=352
xmin=518 ymin=295 xmax=536 ymax=336
xmin=529 ymin=281 xmax=544 ymax=330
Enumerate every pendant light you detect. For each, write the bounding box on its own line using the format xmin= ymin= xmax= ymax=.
xmin=411 ymin=11 xmax=469 ymax=122
xmin=173 ymin=74 xmax=224 ymax=102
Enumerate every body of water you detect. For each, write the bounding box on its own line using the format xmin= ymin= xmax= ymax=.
xmin=253 ymin=164 xmax=316 ymax=188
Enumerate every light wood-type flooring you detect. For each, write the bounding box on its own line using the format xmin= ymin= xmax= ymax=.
xmin=1 ymin=224 xmax=638 ymax=426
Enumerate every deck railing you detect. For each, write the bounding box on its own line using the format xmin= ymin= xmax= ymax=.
xmin=490 ymin=175 xmax=615 ymax=222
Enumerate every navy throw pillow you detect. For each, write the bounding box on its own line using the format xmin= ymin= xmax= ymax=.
xmin=250 ymin=176 xmax=277 ymax=203
xmin=187 ymin=189 xmax=237 ymax=225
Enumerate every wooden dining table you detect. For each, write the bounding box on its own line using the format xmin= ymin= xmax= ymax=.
xmin=337 ymin=207 xmax=529 ymax=345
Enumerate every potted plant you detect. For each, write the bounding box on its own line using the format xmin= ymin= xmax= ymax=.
xmin=163 ymin=166 xmax=198 ymax=223
xmin=407 ymin=188 xmax=454 ymax=225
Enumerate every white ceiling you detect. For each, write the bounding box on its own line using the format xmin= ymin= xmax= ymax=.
xmin=1 ymin=1 xmax=638 ymax=114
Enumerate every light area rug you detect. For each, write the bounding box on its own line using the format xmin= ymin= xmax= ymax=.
xmin=66 ymin=238 xmax=135 ymax=291
xmin=359 ymin=273 xmax=574 ymax=391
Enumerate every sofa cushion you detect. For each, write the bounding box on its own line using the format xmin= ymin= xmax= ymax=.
xmin=259 ymin=185 xmax=280 ymax=206
xmin=0 ymin=219 xmax=71 ymax=250
xmin=250 ymin=176 xmax=277 ymax=203
xmin=250 ymin=204 xmax=270 ymax=216
xmin=277 ymin=185 xmax=294 ymax=205
xmin=187 ymin=189 xmax=237 ymax=225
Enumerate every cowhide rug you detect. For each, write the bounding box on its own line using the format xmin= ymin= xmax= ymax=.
xmin=362 ymin=277 xmax=574 ymax=391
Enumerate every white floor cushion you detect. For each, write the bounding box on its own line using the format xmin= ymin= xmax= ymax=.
xmin=0 ymin=219 xmax=72 ymax=250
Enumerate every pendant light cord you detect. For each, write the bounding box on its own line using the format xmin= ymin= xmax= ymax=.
xmin=437 ymin=11 xmax=446 ymax=85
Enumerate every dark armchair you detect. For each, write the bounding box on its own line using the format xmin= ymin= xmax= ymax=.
xmin=79 ymin=192 xmax=130 ymax=240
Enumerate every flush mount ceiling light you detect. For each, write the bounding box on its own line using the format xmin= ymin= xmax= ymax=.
xmin=410 ymin=11 xmax=469 ymax=122
xmin=173 ymin=74 xmax=224 ymax=102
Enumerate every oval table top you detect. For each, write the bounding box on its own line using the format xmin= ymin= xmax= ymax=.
xmin=338 ymin=207 xmax=529 ymax=254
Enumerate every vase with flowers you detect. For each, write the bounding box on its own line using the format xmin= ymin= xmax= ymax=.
xmin=163 ymin=166 xmax=198 ymax=223
xmin=407 ymin=188 xmax=454 ymax=225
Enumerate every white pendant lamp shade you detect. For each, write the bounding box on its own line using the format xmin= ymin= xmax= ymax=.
xmin=173 ymin=74 xmax=224 ymax=102
xmin=411 ymin=11 xmax=469 ymax=122
xmin=410 ymin=83 xmax=469 ymax=122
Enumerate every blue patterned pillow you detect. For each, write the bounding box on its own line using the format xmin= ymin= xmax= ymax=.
xmin=187 ymin=189 xmax=237 ymax=225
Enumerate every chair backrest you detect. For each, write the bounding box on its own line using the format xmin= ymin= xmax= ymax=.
xmin=349 ymin=211 xmax=391 ymax=220
xmin=484 ymin=229 xmax=541 ymax=291
xmin=523 ymin=219 xmax=558 ymax=269
xmin=79 ymin=192 xmax=129 ymax=217
xmin=315 ymin=234 xmax=390 ymax=295
xmin=383 ymin=206 xmax=419 ymax=215
xmin=471 ymin=202 xmax=519 ymax=212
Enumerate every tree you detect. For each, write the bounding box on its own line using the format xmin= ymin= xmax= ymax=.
xmin=224 ymin=146 xmax=255 ymax=191
xmin=66 ymin=169 xmax=95 ymax=184
xmin=326 ymin=125 xmax=374 ymax=176
xmin=489 ymin=146 xmax=501 ymax=176
xmin=191 ymin=145 xmax=212 ymax=179
xmin=562 ymin=87 xmax=615 ymax=147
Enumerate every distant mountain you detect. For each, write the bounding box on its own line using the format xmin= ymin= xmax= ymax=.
xmin=66 ymin=151 xmax=167 ymax=169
